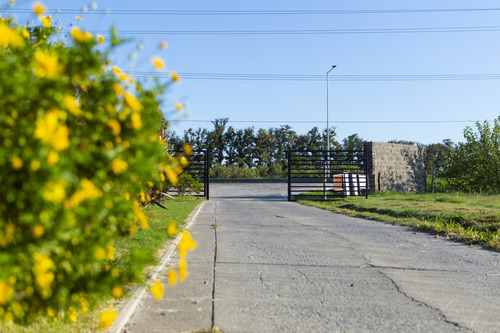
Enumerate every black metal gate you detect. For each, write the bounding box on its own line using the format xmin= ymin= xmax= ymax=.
xmin=287 ymin=150 xmax=369 ymax=201
xmin=177 ymin=150 xmax=210 ymax=199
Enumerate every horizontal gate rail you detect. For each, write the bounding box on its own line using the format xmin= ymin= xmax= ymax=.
xmin=287 ymin=149 xmax=369 ymax=201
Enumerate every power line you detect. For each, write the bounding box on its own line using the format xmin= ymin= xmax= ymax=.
xmin=77 ymin=26 xmax=500 ymax=35
xmin=176 ymin=119 xmax=489 ymax=124
xmin=7 ymin=8 xmax=500 ymax=15
xmin=129 ymin=72 xmax=500 ymax=82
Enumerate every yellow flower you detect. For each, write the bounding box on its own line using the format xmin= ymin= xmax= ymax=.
xmin=178 ymin=231 xmax=197 ymax=259
xmin=165 ymin=166 xmax=178 ymax=185
xmin=81 ymin=178 xmax=102 ymax=199
xmin=131 ymin=112 xmax=142 ymax=130
xmin=40 ymin=15 xmax=51 ymax=27
xmin=150 ymin=281 xmax=164 ymax=300
xmin=63 ymin=94 xmax=82 ymax=116
xmin=47 ymin=151 xmax=59 ymax=165
xmin=106 ymin=244 xmax=115 ymax=261
xmin=32 ymin=49 xmax=61 ymax=79
xmin=112 ymin=286 xmax=124 ymax=298
xmin=151 ymin=56 xmax=165 ymax=70
xmin=183 ymin=143 xmax=193 ymax=156
xmin=33 ymin=1 xmax=45 ymax=16
xmin=0 ymin=23 xmax=23 ymax=48
xmin=71 ymin=27 xmax=92 ymax=43
xmin=97 ymin=34 xmax=105 ymax=44
xmin=34 ymin=109 xmax=69 ymax=150
xmin=159 ymin=41 xmax=168 ymax=49
xmin=68 ymin=306 xmax=77 ymax=323
xmin=94 ymin=248 xmax=106 ymax=260
xmin=80 ymin=297 xmax=89 ymax=314
xmin=111 ymin=66 xmax=134 ymax=84
xmin=35 ymin=109 xmax=59 ymax=141
xmin=178 ymin=155 xmax=189 ymax=167
xmin=111 ymin=158 xmax=128 ymax=175
xmin=0 ymin=280 xmax=14 ymax=305
xmin=133 ymin=201 xmax=149 ymax=229
xmin=174 ymin=102 xmax=183 ymax=112
xmin=32 ymin=225 xmax=45 ymax=238
xmin=34 ymin=252 xmax=54 ymax=290
xmin=123 ymin=93 xmax=143 ymax=112
xmin=97 ymin=310 xmax=117 ymax=330
xmin=75 ymin=16 xmax=83 ymax=21
xmin=167 ymin=269 xmax=178 ymax=286
xmin=51 ymin=124 xmax=69 ymax=151
xmin=167 ymin=221 xmax=177 ymax=236
xmin=170 ymin=72 xmax=180 ymax=83
xmin=179 ymin=258 xmax=188 ymax=282
xmin=43 ymin=181 xmax=66 ymax=203
xmin=30 ymin=159 xmax=41 ymax=171
xmin=128 ymin=223 xmax=138 ymax=237
xmin=11 ymin=156 xmax=23 ymax=169
xmin=22 ymin=29 xmax=30 ymax=39
xmin=112 ymin=83 xmax=124 ymax=96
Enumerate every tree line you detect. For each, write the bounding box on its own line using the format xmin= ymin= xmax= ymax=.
xmin=166 ymin=117 xmax=500 ymax=193
xmin=167 ymin=118 xmax=364 ymax=167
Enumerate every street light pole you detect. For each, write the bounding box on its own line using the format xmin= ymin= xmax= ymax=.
xmin=325 ymin=65 xmax=336 ymax=199
xmin=326 ymin=65 xmax=336 ymax=152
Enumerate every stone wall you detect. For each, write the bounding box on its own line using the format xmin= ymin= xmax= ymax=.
xmin=364 ymin=142 xmax=426 ymax=193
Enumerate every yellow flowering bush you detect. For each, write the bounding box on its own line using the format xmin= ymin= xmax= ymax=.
xmin=0 ymin=15 xmax=181 ymax=324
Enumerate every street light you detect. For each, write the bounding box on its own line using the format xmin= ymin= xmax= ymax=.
xmin=326 ymin=65 xmax=336 ymax=152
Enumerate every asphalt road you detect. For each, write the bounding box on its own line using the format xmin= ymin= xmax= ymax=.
xmin=125 ymin=183 xmax=500 ymax=333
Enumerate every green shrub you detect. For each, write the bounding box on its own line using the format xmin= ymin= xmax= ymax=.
xmin=210 ymin=164 xmax=260 ymax=178
xmin=0 ymin=16 xmax=181 ymax=324
xmin=441 ymin=118 xmax=500 ymax=193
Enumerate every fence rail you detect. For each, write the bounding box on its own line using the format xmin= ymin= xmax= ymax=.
xmin=287 ymin=150 xmax=369 ymax=201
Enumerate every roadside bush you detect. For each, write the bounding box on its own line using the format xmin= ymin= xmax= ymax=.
xmin=441 ymin=117 xmax=500 ymax=193
xmin=210 ymin=164 xmax=260 ymax=178
xmin=0 ymin=15 xmax=181 ymax=324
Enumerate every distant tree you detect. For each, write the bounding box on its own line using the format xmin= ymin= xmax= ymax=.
xmin=224 ymin=126 xmax=238 ymax=165
xmin=234 ymin=127 xmax=255 ymax=168
xmin=270 ymin=125 xmax=297 ymax=170
xmin=208 ymin=118 xmax=229 ymax=165
xmin=321 ymin=127 xmax=341 ymax=150
xmin=342 ymin=133 xmax=365 ymax=151
xmin=183 ymin=127 xmax=209 ymax=151
xmin=388 ymin=139 xmax=421 ymax=146
xmin=442 ymin=117 xmax=500 ymax=193
xmin=254 ymin=128 xmax=273 ymax=166
xmin=425 ymin=139 xmax=454 ymax=176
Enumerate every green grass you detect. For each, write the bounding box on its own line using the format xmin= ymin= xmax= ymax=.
xmin=299 ymin=192 xmax=500 ymax=251
xmin=114 ymin=197 xmax=202 ymax=278
xmin=1 ymin=197 xmax=203 ymax=333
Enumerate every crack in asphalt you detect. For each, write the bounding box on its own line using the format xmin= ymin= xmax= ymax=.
xmin=378 ymin=269 xmax=473 ymax=332
xmin=256 ymin=202 xmax=477 ymax=331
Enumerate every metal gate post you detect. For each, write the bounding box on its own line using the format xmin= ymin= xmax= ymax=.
xmin=364 ymin=148 xmax=369 ymax=199
xmin=205 ymin=150 xmax=210 ymax=200
xmin=287 ymin=151 xmax=292 ymax=202
xmin=323 ymin=150 xmax=327 ymax=200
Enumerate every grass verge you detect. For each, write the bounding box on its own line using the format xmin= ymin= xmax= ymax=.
xmin=299 ymin=192 xmax=500 ymax=251
xmin=1 ymin=197 xmax=203 ymax=333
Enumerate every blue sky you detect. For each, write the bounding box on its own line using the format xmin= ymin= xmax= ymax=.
xmin=4 ymin=0 xmax=500 ymax=144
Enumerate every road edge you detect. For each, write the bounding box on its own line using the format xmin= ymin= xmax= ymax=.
xmin=110 ymin=200 xmax=207 ymax=333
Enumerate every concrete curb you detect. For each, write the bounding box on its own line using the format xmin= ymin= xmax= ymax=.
xmin=110 ymin=200 xmax=206 ymax=333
